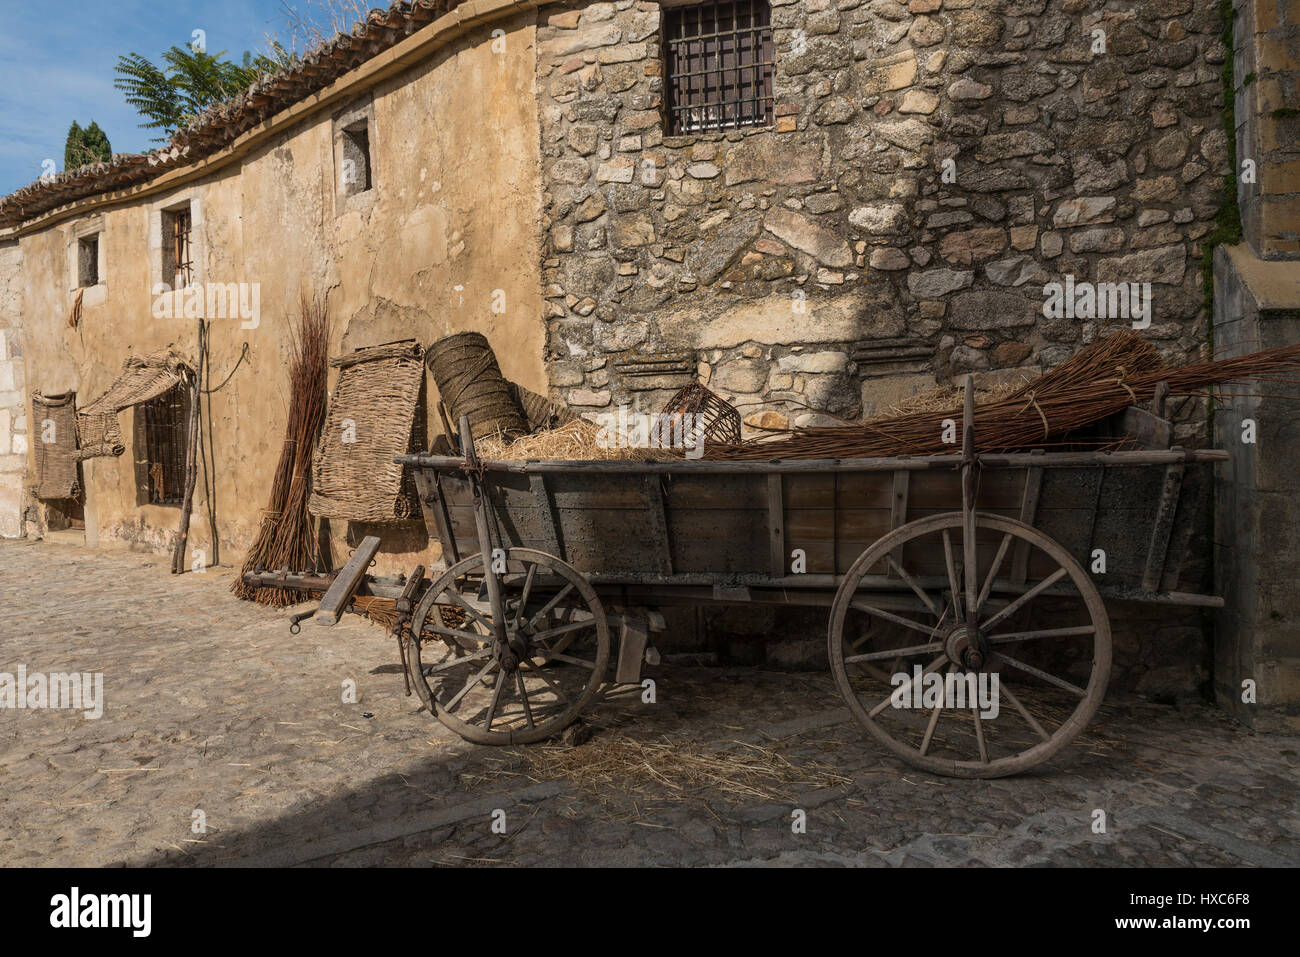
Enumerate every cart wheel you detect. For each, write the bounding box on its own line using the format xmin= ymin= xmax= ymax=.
xmin=828 ymin=512 xmax=1110 ymax=778
xmin=405 ymin=548 xmax=610 ymax=745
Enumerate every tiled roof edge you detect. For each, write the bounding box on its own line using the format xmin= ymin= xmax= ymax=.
xmin=0 ymin=1 xmax=464 ymax=230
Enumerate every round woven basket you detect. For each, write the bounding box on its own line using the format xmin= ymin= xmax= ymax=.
xmin=426 ymin=332 xmax=528 ymax=440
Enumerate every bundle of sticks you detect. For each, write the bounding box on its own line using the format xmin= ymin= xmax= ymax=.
xmin=231 ymin=296 xmax=331 ymax=605
xmin=347 ymin=594 xmax=467 ymax=638
xmin=706 ymin=331 xmax=1300 ymax=460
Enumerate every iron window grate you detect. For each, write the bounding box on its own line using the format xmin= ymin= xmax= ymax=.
xmin=665 ymin=0 xmax=774 ymax=135
xmin=142 ymin=385 xmax=188 ymax=506
xmin=167 ymin=207 xmax=193 ymax=288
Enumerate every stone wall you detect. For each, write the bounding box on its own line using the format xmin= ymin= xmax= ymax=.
xmin=1213 ymin=244 xmax=1300 ymax=731
xmin=536 ymin=0 xmax=1229 ymax=430
xmin=0 ymin=239 xmax=26 ymax=538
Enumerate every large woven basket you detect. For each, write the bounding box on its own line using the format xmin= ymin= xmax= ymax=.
xmin=308 ymin=340 xmax=426 ymax=523
xmin=30 ymin=392 xmax=81 ymax=499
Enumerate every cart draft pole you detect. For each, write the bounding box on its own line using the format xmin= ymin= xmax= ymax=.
xmin=960 ymin=375 xmax=987 ymax=670
xmin=457 ymin=415 xmax=513 ymax=662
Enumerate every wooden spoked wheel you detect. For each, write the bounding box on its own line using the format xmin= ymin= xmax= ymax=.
xmin=405 ymin=548 xmax=610 ymax=745
xmin=828 ymin=513 xmax=1111 ymax=778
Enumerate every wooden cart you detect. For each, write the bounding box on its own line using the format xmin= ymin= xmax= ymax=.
xmin=391 ymin=389 xmax=1225 ymax=778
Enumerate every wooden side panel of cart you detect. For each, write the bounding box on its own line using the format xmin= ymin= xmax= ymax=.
xmin=419 ymin=457 xmax=1213 ymax=598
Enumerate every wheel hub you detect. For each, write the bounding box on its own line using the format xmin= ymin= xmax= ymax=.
xmin=497 ymin=631 xmax=530 ymax=673
xmin=945 ymin=626 xmax=986 ymax=671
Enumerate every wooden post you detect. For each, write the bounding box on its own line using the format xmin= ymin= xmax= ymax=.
xmin=172 ymin=320 xmax=204 ymax=574
xmin=1142 ymin=458 xmax=1186 ymax=593
xmin=458 ymin=415 xmax=509 ymax=647
xmin=767 ymin=473 xmax=785 ymax=579
xmin=961 ymin=375 xmax=978 ymax=627
xmin=888 ymin=469 xmax=910 ymax=575
xmin=1011 ymin=449 xmax=1045 ymax=584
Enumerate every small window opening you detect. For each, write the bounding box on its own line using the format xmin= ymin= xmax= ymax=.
xmin=77 ymin=235 xmax=99 ymax=287
xmin=162 ymin=206 xmax=193 ymax=289
xmin=341 ymin=122 xmax=372 ymax=194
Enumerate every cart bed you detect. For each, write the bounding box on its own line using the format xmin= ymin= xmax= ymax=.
xmin=398 ymin=449 xmax=1224 ymax=606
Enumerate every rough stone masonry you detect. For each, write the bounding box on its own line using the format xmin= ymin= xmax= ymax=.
xmin=536 ymin=0 xmax=1229 ymax=430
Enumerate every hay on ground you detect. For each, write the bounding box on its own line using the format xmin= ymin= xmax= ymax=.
xmin=466 ymin=735 xmax=851 ymax=804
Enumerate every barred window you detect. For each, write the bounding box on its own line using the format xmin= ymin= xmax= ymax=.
xmin=664 ymin=0 xmax=774 ymax=135
xmin=140 ymin=385 xmax=188 ymax=506
xmin=162 ymin=205 xmax=193 ymax=288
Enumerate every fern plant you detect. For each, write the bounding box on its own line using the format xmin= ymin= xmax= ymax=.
xmin=114 ymin=45 xmax=275 ymax=141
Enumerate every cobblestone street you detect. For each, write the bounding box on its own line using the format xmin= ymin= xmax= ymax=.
xmin=1 ymin=539 xmax=1297 ymax=868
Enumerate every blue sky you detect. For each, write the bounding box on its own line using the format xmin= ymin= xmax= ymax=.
xmin=0 ymin=0 xmax=307 ymax=196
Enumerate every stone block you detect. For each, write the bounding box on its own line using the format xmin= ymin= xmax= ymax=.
xmin=859 ymin=49 xmax=917 ymax=95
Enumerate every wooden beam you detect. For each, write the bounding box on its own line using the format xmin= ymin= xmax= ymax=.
xmin=530 ymin=473 xmax=563 ymax=559
xmin=412 ymin=469 xmax=458 ymax=563
xmin=314 ymin=535 xmax=382 ymax=625
xmin=1142 ymin=459 xmax=1186 ymax=593
xmin=644 ymin=474 xmax=673 ymax=576
xmin=397 ymin=448 xmax=1228 ymax=475
xmin=1011 ymin=450 xmax=1044 ymax=584
xmin=767 ymin=473 xmax=785 ymax=578
xmin=888 ymin=469 xmax=910 ymax=576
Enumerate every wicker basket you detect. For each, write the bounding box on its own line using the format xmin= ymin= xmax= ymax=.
xmin=660 ymin=383 xmax=742 ymax=446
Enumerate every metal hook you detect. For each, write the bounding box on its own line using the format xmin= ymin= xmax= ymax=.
xmin=288 ymin=607 xmax=317 ymax=634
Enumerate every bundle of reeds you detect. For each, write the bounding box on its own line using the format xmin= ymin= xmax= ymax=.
xmin=705 ymin=331 xmax=1300 ymax=461
xmin=231 ymin=296 xmax=331 ymax=605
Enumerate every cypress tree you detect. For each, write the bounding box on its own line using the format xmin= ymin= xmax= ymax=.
xmin=63 ymin=120 xmax=112 ymax=170
xmin=82 ymin=121 xmax=112 ymax=163
xmin=63 ymin=121 xmax=83 ymax=169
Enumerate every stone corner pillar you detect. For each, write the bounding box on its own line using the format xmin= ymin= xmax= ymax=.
xmin=0 ymin=239 xmax=27 ymax=539
xmin=1233 ymin=0 xmax=1300 ymax=261
xmin=1212 ymin=1 xmax=1300 ymax=731
xmin=1212 ymin=243 xmax=1300 ymax=732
